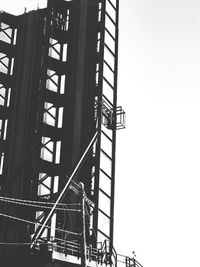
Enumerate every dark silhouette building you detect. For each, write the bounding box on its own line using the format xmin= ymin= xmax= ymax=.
xmin=0 ymin=0 xmax=141 ymax=266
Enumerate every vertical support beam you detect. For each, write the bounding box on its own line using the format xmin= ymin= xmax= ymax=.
xmin=110 ymin=0 xmax=119 ymax=251
xmin=80 ymin=182 xmax=87 ymax=267
xmin=93 ymin=0 xmax=106 ymax=243
xmin=72 ymin=0 xmax=89 ymax=167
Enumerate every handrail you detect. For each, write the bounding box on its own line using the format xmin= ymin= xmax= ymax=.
xmin=36 ymin=237 xmax=143 ymax=267
xmin=117 ymin=253 xmax=143 ymax=267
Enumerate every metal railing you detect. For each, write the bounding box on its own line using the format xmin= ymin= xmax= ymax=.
xmin=116 ymin=254 xmax=143 ymax=267
xmin=35 ymin=238 xmax=143 ymax=267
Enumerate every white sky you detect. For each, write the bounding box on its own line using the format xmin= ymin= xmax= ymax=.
xmin=116 ymin=1 xmax=200 ymax=267
xmin=1 ymin=1 xmax=200 ymax=267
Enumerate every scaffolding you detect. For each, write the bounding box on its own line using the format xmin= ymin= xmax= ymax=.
xmin=0 ymin=1 xmax=141 ymax=266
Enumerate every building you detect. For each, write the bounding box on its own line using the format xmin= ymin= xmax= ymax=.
xmin=0 ymin=0 xmax=141 ymax=266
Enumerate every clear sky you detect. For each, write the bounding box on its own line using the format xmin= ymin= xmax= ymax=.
xmin=116 ymin=1 xmax=200 ymax=267
xmin=1 ymin=1 xmax=200 ymax=267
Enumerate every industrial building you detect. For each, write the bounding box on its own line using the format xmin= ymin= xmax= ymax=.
xmin=0 ymin=0 xmax=142 ymax=266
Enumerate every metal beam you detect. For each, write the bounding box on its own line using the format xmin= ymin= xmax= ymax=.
xmin=31 ymin=129 xmax=99 ymax=247
xmin=79 ymin=182 xmax=87 ymax=267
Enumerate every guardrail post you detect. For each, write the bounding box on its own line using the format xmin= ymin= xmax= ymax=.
xmin=80 ymin=182 xmax=87 ymax=267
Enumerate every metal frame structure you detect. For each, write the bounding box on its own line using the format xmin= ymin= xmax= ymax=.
xmin=0 ymin=13 xmax=16 ymax=189
xmin=0 ymin=1 xmax=136 ymax=267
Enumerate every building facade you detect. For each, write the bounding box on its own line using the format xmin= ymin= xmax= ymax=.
xmin=0 ymin=1 xmax=138 ymax=266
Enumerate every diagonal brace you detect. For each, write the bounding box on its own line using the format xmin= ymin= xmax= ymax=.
xmin=30 ymin=130 xmax=99 ymax=247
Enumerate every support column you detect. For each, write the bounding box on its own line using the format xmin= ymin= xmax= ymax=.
xmin=79 ymin=182 xmax=87 ymax=267
xmin=72 ymin=0 xmax=89 ymax=168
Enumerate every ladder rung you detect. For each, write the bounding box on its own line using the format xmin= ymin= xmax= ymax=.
xmin=101 ymin=148 xmax=112 ymax=161
xmin=97 ymin=229 xmax=110 ymax=240
xmin=107 ymin=0 xmax=116 ymax=11
xmin=105 ymin=11 xmax=116 ymax=26
xmin=100 ymin=168 xmax=112 ymax=180
xmin=105 ymin=27 xmax=115 ymax=41
xmin=99 ymin=188 xmax=111 ymax=199
xmin=101 ymin=130 xmax=112 ymax=142
xmin=103 ymin=76 xmax=114 ymax=90
xmin=105 ymin=43 xmax=115 ymax=57
xmin=103 ymin=94 xmax=113 ymax=107
xmin=99 ymin=208 xmax=111 ymax=219
xmin=104 ymin=59 xmax=114 ymax=73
